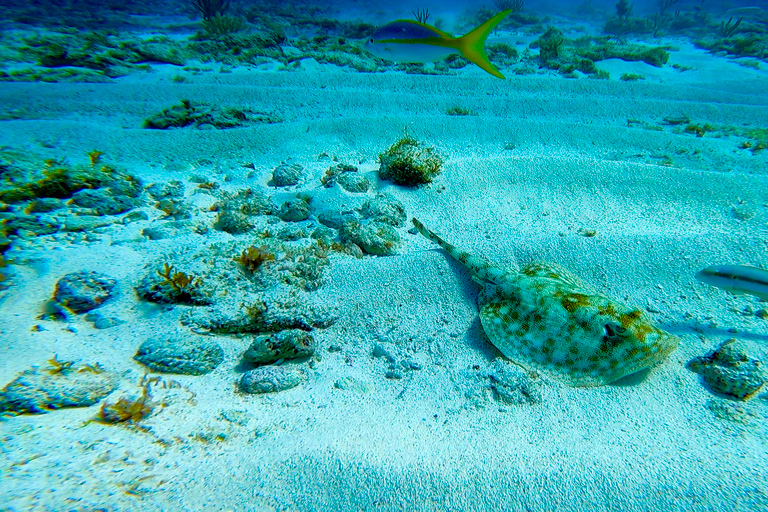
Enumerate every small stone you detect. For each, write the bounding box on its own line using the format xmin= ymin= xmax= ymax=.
xmin=271 ymin=162 xmax=304 ymax=187
xmin=755 ymin=309 xmax=768 ymax=319
xmin=239 ymin=365 xmax=307 ymax=394
xmin=54 ymin=271 xmax=116 ymax=313
xmin=134 ymin=337 xmax=224 ymax=376
xmin=243 ymin=329 xmax=316 ymax=365
xmin=687 ymin=338 xmax=767 ymax=400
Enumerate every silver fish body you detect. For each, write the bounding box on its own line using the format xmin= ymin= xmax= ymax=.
xmin=695 ymin=264 xmax=768 ymax=301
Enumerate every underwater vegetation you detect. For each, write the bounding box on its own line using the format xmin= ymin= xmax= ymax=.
xmin=143 ymin=100 xmax=280 ymax=129
xmin=378 ymin=133 xmax=444 ymax=187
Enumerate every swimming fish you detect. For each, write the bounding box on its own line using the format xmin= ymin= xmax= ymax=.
xmin=695 ymin=264 xmax=768 ymax=301
xmin=364 ymin=9 xmax=513 ymax=79
xmin=412 ymin=218 xmax=679 ymax=386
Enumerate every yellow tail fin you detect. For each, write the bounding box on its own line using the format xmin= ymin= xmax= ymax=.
xmin=458 ymin=9 xmax=512 ymax=79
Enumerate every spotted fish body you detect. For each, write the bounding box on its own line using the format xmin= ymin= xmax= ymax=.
xmin=412 ymin=218 xmax=678 ymax=386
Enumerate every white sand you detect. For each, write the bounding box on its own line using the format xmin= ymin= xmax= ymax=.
xmin=1 ymin=41 xmax=767 ymax=511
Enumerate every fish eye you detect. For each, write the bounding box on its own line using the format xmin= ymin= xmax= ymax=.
xmin=604 ymin=322 xmax=627 ymax=337
xmin=369 ymin=38 xmax=374 ymax=43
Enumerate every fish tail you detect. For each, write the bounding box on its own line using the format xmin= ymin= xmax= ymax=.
xmin=457 ymin=9 xmax=512 ymax=79
xmin=412 ymin=218 xmax=505 ymax=285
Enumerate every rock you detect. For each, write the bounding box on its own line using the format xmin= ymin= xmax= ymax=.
xmin=0 ymin=358 xmax=117 ymax=414
xmin=360 ymin=193 xmax=406 ymax=227
xmin=54 ymin=271 xmax=116 ymax=313
xmin=61 ymin=215 xmax=114 ymax=232
xmin=279 ymin=198 xmax=311 ymax=222
xmin=687 ymin=338 xmax=767 ymax=400
xmin=340 ymin=219 xmax=401 ymax=256
xmin=26 ymin=197 xmax=64 ymax=213
xmin=336 ymin=172 xmax=370 ymax=193
xmin=69 ymin=189 xmax=137 ymax=215
xmin=214 ymin=209 xmax=254 ymax=234
xmin=239 ymin=365 xmax=307 ymax=394
xmin=84 ymin=311 xmax=124 ymax=329
xmin=134 ymin=337 xmax=224 ymax=376
xmin=271 ymin=162 xmax=304 ymax=187
xmin=243 ymin=329 xmax=316 ymax=365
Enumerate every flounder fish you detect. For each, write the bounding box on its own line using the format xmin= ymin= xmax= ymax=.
xmin=412 ymin=218 xmax=678 ymax=386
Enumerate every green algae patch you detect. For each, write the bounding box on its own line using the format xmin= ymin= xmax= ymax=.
xmin=378 ymin=134 xmax=444 ymax=187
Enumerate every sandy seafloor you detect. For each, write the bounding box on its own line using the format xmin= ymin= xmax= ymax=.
xmin=1 ymin=29 xmax=768 ymax=512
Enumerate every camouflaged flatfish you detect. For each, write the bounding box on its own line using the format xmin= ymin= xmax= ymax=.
xmin=412 ymin=218 xmax=678 ymax=386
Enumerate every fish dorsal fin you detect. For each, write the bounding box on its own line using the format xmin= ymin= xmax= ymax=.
xmin=456 ymin=9 xmax=512 ymax=79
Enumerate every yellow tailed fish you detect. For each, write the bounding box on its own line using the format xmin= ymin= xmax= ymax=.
xmin=412 ymin=218 xmax=679 ymax=387
xmin=364 ymin=9 xmax=513 ymax=79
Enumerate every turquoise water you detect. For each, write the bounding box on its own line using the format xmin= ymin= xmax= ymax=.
xmin=0 ymin=1 xmax=767 ymax=510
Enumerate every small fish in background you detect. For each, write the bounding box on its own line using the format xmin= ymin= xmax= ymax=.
xmin=695 ymin=264 xmax=768 ymax=301
xmin=364 ymin=9 xmax=513 ymax=79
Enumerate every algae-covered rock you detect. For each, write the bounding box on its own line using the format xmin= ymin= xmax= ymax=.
xmin=143 ymin=100 xmax=279 ymax=129
xmin=321 ymin=163 xmax=369 ymax=192
xmin=239 ymin=365 xmax=307 ymax=394
xmin=243 ymin=329 xmax=315 ymax=365
xmin=69 ymin=188 xmax=137 ymax=215
xmin=279 ymin=197 xmax=311 ymax=222
xmin=271 ymin=162 xmax=304 ymax=187
xmin=360 ymin=193 xmax=406 ymax=227
xmin=134 ymin=337 xmax=224 ymax=375
xmin=687 ymin=339 xmax=767 ymax=400
xmin=336 ymin=172 xmax=370 ymax=193
xmin=184 ymin=288 xmax=336 ymax=334
xmin=0 ymin=358 xmax=117 ymax=414
xmin=214 ymin=208 xmax=254 ymax=234
xmin=378 ymin=134 xmax=444 ymax=186
xmin=340 ymin=219 xmax=401 ymax=256
xmin=54 ymin=271 xmax=116 ymax=313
